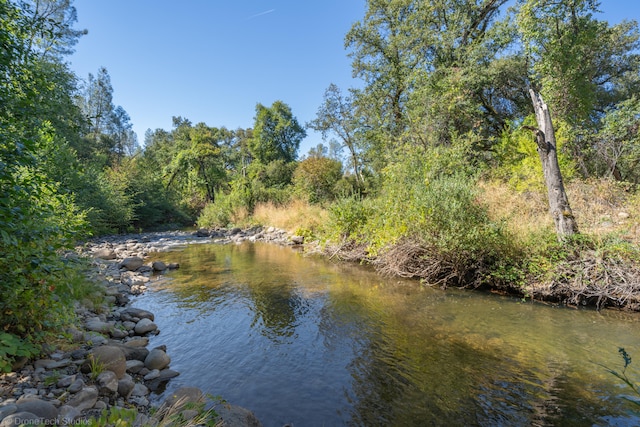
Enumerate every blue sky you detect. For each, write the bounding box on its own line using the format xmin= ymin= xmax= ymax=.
xmin=68 ymin=1 xmax=639 ymax=156
xmin=69 ymin=0 xmax=366 ymax=155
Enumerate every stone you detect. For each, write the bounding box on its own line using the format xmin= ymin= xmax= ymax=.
xmin=162 ymin=387 xmax=203 ymax=411
xmin=66 ymin=387 xmax=98 ymax=411
xmin=167 ymin=263 xmax=180 ymax=270
xmin=68 ymin=379 xmax=84 ymax=394
xmin=89 ymin=346 xmax=127 ymax=379
xmin=93 ymin=400 xmax=107 ymax=410
xmin=117 ymin=375 xmax=135 ymax=399
xmin=96 ymin=371 xmax=118 ymax=395
xmin=94 ymin=248 xmax=116 ymax=260
xmin=121 ymin=307 xmax=155 ymax=321
xmin=110 ymin=328 xmax=129 ymax=339
xmin=56 ymin=375 xmax=75 ymax=389
xmin=130 ymin=383 xmax=149 ymax=397
xmin=143 ymin=369 xmax=160 ymax=380
xmin=134 ymin=318 xmax=158 ymax=335
xmin=217 ymin=404 xmax=263 ymax=427
xmin=126 ymin=360 xmax=145 ymax=374
xmin=0 ymin=404 xmax=17 ymax=420
xmin=83 ymin=331 xmax=108 ymax=346
xmin=0 ymin=412 xmax=41 ymax=427
xmin=152 ymin=261 xmax=167 ymax=271
xmin=619 ymin=211 xmax=630 ymax=219
xmin=120 ymin=256 xmax=144 ymax=271
xmin=16 ymin=397 xmax=58 ymax=422
xmin=144 ymin=348 xmax=170 ymax=370
xmin=106 ymin=341 xmax=149 ymax=362
xmin=57 ymin=405 xmax=81 ymax=425
xmin=195 ymin=229 xmax=210 ymax=237
xmin=33 ymin=359 xmax=72 ymax=370
xmin=85 ymin=318 xmax=114 ymax=334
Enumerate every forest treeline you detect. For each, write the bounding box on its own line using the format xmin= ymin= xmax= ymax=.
xmin=2 ymin=0 xmax=640 ymax=366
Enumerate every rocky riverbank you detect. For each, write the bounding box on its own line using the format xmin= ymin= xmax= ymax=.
xmin=0 ymin=228 xmax=301 ymax=427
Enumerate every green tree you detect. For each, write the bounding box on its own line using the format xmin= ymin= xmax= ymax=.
xmin=293 ymin=154 xmax=343 ymax=204
xmin=249 ymin=100 xmax=306 ymax=164
xmin=308 ymin=84 xmax=365 ymax=186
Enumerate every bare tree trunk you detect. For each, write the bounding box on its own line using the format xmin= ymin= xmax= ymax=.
xmin=528 ymin=89 xmax=578 ymax=239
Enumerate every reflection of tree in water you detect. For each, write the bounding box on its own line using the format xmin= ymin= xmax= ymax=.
xmin=247 ymin=281 xmax=309 ymax=343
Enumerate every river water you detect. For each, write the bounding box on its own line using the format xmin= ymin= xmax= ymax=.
xmin=138 ymin=242 xmax=640 ymax=426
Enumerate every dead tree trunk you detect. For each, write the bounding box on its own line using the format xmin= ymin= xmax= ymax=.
xmin=528 ymin=89 xmax=578 ymax=239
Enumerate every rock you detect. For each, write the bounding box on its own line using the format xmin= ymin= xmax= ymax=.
xmin=134 ymin=318 xmax=158 ymax=335
xmin=117 ymin=375 xmax=135 ymax=399
xmin=121 ymin=307 xmax=155 ymax=321
xmin=16 ymin=397 xmax=59 ymax=422
xmin=126 ymin=360 xmax=145 ymax=374
xmin=146 ymin=369 xmax=180 ymax=392
xmin=130 ymin=383 xmax=149 ymax=397
xmin=217 ymin=404 xmax=263 ymax=427
xmin=144 ymin=348 xmax=170 ymax=370
xmin=0 ymin=404 xmax=17 ymax=420
xmin=85 ymin=318 xmax=114 ymax=334
xmin=66 ymin=387 xmax=98 ymax=411
xmin=195 ymin=228 xmax=210 ymax=237
xmin=161 ymin=387 xmax=203 ymax=412
xmin=56 ymin=375 xmax=75 ymax=389
xmin=152 ymin=261 xmax=167 ymax=271
xmin=619 ymin=211 xmax=630 ymax=219
xmin=0 ymin=412 xmax=41 ymax=427
xmin=83 ymin=332 xmax=108 ymax=346
xmin=180 ymin=409 xmax=199 ymax=421
xmin=93 ymin=400 xmax=107 ymax=410
xmin=97 ymin=371 xmax=119 ymax=395
xmin=167 ymin=263 xmax=180 ymax=270
xmin=120 ymin=256 xmax=144 ymax=271
xmin=33 ymin=359 xmax=71 ymax=370
xmin=291 ymin=235 xmax=304 ymax=245
xmin=143 ymin=369 xmax=160 ymax=380
xmin=106 ymin=341 xmax=149 ymax=362
xmin=94 ymin=248 xmax=116 ymax=260
xmin=57 ymin=405 xmax=81 ymax=425
xmin=110 ymin=328 xmax=129 ymax=339
xmin=68 ymin=379 xmax=84 ymax=394
xmin=89 ymin=346 xmax=127 ymax=379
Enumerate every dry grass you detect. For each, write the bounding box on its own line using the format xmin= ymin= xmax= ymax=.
xmin=249 ymin=198 xmax=329 ymax=234
xmin=480 ymin=178 xmax=639 ymax=245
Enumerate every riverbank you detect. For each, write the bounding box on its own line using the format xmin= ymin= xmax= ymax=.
xmin=0 ymin=230 xmax=277 ymax=427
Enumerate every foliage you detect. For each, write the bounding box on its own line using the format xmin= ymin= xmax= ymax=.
xmin=293 ymin=155 xmax=343 ymax=204
xmin=492 ymin=116 xmax=577 ymax=191
xmin=0 ymin=332 xmax=40 ymax=373
xmin=250 ymin=100 xmax=306 ymax=164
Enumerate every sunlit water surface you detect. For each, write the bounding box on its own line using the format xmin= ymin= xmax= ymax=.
xmin=137 ymin=242 xmax=640 ymax=426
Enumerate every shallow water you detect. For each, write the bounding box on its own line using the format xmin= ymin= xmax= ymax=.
xmin=137 ymin=242 xmax=640 ymax=426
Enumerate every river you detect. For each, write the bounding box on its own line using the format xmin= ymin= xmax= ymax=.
xmin=138 ymin=241 xmax=640 ymax=426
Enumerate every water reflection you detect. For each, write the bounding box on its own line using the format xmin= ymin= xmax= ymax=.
xmin=140 ymin=242 xmax=640 ymax=426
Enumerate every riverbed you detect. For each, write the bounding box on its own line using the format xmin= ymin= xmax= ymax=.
xmin=138 ymin=241 xmax=640 ymax=426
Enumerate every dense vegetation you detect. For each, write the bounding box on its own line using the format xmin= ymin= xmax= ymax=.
xmin=2 ymin=0 xmax=640 ymax=369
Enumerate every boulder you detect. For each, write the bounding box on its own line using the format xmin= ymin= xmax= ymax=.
xmin=15 ymin=397 xmax=58 ymax=422
xmin=152 ymin=261 xmax=167 ymax=271
xmin=144 ymin=348 xmax=170 ymax=370
xmin=106 ymin=341 xmax=149 ymax=362
xmin=66 ymin=387 xmax=98 ymax=411
xmin=291 ymin=235 xmax=305 ymax=245
xmin=120 ymin=256 xmax=144 ymax=271
xmin=118 ymin=375 xmax=136 ymax=399
xmin=134 ymin=318 xmax=158 ymax=335
xmin=161 ymin=387 xmax=203 ymax=412
xmin=121 ymin=307 xmax=155 ymax=321
xmin=94 ymin=248 xmax=116 ymax=260
xmin=89 ymin=346 xmax=127 ymax=379
xmin=85 ymin=318 xmax=114 ymax=334
xmin=126 ymin=360 xmax=145 ymax=374
xmin=0 ymin=412 xmax=41 ymax=427
xmin=96 ymin=371 xmax=119 ymax=395
xmin=217 ymin=404 xmax=263 ymax=427
xmin=57 ymin=405 xmax=82 ymax=425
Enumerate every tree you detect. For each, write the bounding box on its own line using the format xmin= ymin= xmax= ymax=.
xmin=249 ymin=101 xmax=306 ymax=164
xmin=294 ymin=155 xmax=343 ymax=204
xmin=308 ymin=84 xmax=364 ymax=186
xmin=526 ymin=90 xmax=578 ymax=238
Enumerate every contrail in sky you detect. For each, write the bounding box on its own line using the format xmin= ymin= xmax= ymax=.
xmin=247 ymin=9 xmax=276 ymax=20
